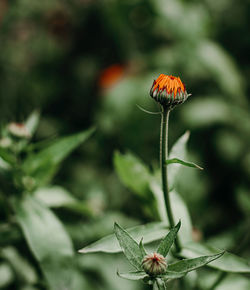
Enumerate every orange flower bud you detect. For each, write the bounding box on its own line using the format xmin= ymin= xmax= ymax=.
xmin=150 ymin=74 xmax=190 ymax=108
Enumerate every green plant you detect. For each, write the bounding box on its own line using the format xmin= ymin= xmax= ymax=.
xmin=0 ymin=111 xmax=94 ymax=289
xmin=80 ymin=74 xmax=250 ymax=289
xmin=114 ymin=221 xmax=223 ymax=289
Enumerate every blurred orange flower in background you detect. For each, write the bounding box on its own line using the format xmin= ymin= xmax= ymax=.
xmin=98 ymin=64 xmax=125 ymax=89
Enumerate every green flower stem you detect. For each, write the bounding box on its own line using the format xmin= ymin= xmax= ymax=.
xmin=160 ymin=107 xmax=181 ymax=253
xmin=153 ymin=278 xmax=167 ymax=290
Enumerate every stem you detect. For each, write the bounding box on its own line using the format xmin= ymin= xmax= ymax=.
xmin=160 ymin=107 xmax=181 ymax=253
xmin=210 ymin=272 xmax=227 ymax=290
xmin=153 ymin=278 xmax=167 ymax=290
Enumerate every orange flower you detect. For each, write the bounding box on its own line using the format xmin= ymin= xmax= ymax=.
xmin=98 ymin=64 xmax=124 ymax=89
xmin=150 ymin=74 xmax=189 ymax=108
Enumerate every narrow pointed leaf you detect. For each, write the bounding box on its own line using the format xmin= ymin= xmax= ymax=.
xmin=168 ymin=252 xmax=224 ymax=273
xmin=182 ymin=241 xmax=250 ymax=273
xmin=117 ymin=271 xmax=148 ymax=280
xmin=114 ymin=223 xmax=144 ymax=270
xmin=1 ymin=247 xmax=37 ymax=284
xmin=113 ymin=151 xmax=151 ymax=198
xmin=157 ymin=221 xmax=181 ymax=257
xmin=0 ymin=148 xmax=15 ymax=165
xmin=139 ymin=238 xmax=147 ymax=256
xmin=12 ymin=195 xmax=77 ymax=289
xmin=22 ymin=127 xmax=95 ymax=186
xmin=79 ymin=222 xmax=168 ymax=254
xmin=23 ymin=127 xmax=95 ymax=173
xmin=166 ymin=158 xmax=203 ymax=170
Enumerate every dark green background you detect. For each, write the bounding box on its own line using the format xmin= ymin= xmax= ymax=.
xmin=0 ymin=0 xmax=250 ymax=289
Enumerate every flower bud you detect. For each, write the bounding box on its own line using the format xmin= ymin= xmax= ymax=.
xmin=142 ymin=252 xmax=167 ymax=276
xmin=150 ymin=74 xmax=190 ymax=108
xmin=7 ymin=122 xmax=30 ymax=138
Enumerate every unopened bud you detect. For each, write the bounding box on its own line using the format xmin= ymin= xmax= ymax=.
xmin=150 ymin=74 xmax=190 ymax=109
xmin=142 ymin=252 xmax=167 ymax=276
xmin=7 ymin=123 xmax=30 ymax=138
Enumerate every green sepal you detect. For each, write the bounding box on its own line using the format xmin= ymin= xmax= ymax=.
xmin=157 ymin=221 xmax=181 ymax=257
xmin=139 ymin=238 xmax=147 ymax=256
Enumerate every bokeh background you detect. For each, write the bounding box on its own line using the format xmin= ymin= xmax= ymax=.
xmin=0 ymin=0 xmax=250 ymax=289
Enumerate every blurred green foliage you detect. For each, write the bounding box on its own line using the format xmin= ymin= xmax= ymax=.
xmin=0 ymin=0 xmax=250 ymax=289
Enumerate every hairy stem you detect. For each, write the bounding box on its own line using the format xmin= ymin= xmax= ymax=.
xmin=160 ymin=107 xmax=181 ymax=253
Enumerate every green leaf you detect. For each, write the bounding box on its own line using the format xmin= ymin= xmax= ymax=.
xmin=236 ymin=187 xmax=250 ymax=216
xmin=114 ymin=223 xmax=145 ymax=270
xmin=0 ymin=263 xmax=14 ymax=288
xmin=139 ymin=239 xmax=147 ymax=256
xmin=157 ymin=221 xmax=181 ymax=257
xmin=160 ymin=271 xmax=186 ymax=280
xmin=168 ymin=131 xmax=190 ymax=189
xmin=166 ymin=158 xmax=203 ymax=170
xmin=1 ymin=246 xmax=37 ymax=284
xmin=23 ymin=127 xmax=94 ymax=186
xmin=79 ymin=222 xmax=168 ymax=254
xmin=210 ymin=274 xmax=250 ymax=290
xmin=25 ymin=110 xmax=40 ymax=136
xmin=113 ymin=151 xmax=151 ymax=198
xmin=117 ymin=271 xmax=148 ymax=280
xmin=181 ymin=242 xmax=250 ymax=273
xmin=12 ymin=195 xmax=77 ymax=289
xmin=34 ymin=186 xmax=77 ymax=208
xmin=34 ymin=186 xmax=91 ymax=216
xmin=0 ymin=147 xmax=15 ymax=165
xmin=168 ymin=252 xmax=224 ymax=273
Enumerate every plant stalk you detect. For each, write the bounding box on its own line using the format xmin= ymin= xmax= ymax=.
xmin=160 ymin=107 xmax=181 ymax=253
xmin=153 ymin=278 xmax=167 ymax=290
